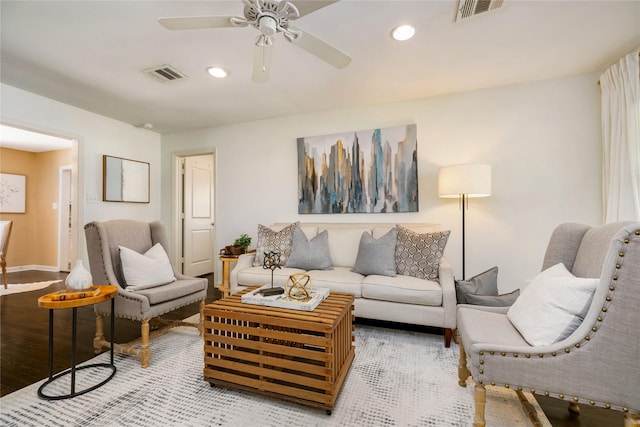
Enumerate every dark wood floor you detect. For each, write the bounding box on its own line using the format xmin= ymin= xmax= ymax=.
xmin=0 ymin=271 xmax=623 ymax=426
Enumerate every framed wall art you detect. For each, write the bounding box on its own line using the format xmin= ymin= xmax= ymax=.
xmin=103 ymin=155 xmax=150 ymax=203
xmin=297 ymin=124 xmax=418 ymax=214
xmin=0 ymin=173 xmax=26 ymax=213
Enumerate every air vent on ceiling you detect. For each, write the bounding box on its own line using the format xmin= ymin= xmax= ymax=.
xmin=143 ymin=64 xmax=188 ymax=82
xmin=455 ymin=0 xmax=504 ymax=22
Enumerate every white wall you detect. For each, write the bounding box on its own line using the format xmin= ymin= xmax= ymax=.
xmin=162 ymin=73 xmax=603 ymax=292
xmin=1 ymin=83 xmax=162 ymax=264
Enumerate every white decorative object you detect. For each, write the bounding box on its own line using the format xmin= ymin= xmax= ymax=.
xmin=119 ymin=243 xmax=176 ymax=291
xmin=507 ymin=263 xmax=599 ymax=346
xmin=65 ymin=260 xmax=93 ymax=291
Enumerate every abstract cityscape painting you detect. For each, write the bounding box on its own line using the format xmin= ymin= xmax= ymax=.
xmin=297 ymin=124 xmax=418 ymax=214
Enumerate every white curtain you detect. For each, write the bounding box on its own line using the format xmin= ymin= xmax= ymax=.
xmin=600 ymin=50 xmax=640 ymax=222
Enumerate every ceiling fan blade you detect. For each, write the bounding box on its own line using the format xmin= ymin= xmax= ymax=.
xmin=288 ymin=26 xmax=351 ymax=69
xmin=294 ymin=0 xmax=339 ymax=18
xmin=252 ymin=44 xmax=273 ymax=83
xmin=158 ymin=16 xmax=236 ymax=31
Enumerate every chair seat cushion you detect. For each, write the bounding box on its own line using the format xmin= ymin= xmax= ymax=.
xmin=457 ymin=306 xmax=530 ymax=348
xmin=136 ymin=278 xmax=206 ymax=305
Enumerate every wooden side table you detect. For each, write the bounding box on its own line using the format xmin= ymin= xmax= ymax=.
xmin=218 ymin=255 xmax=239 ymax=297
xmin=37 ymin=285 xmax=117 ymax=400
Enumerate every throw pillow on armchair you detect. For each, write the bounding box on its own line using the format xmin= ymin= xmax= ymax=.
xmin=455 ymin=266 xmax=520 ymax=307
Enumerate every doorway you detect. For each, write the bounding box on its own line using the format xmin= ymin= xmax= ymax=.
xmin=0 ymin=123 xmax=77 ymax=272
xmin=58 ymin=166 xmax=73 ymax=271
xmin=175 ymin=153 xmax=216 ymax=276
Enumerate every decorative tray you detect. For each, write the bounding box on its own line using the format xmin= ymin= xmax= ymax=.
xmin=49 ymin=286 xmax=101 ymax=301
xmin=241 ymin=285 xmax=330 ymax=312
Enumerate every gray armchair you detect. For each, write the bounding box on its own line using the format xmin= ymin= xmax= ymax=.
xmin=85 ymin=220 xmax=207 ymax=368
xmin=457 ymin=222 xmax=640 ymax=427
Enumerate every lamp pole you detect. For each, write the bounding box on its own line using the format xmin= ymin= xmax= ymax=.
xmin=461 ymin=193 xmax=466 ymax=280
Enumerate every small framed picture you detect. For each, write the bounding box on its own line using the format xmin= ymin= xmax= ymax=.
xmin=0 ymin=173 xmax=26 ymax=213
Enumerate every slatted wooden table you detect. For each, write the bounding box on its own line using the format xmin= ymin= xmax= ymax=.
xmin=203 ymin=286 xmax=355 ymax=414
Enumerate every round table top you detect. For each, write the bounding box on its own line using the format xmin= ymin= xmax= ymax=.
xmin=38 ymin=285 xmax=118 ymax=309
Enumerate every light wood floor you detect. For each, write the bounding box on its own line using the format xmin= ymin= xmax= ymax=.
xmin=0 ymin=270 xmax=623 ymax=426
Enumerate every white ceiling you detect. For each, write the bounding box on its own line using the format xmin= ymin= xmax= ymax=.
xmin=1 ymin=0 xmax=639 ymax=135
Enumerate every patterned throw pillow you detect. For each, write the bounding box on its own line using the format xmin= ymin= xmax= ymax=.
xmin=253 ymin=222 xmax=299 ymax=267
xmin=395 ymin=225 xmax=450 ymax=280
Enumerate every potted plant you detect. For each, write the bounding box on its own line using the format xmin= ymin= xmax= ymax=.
xmin=230 ymin=234 xmax=251 ymax=255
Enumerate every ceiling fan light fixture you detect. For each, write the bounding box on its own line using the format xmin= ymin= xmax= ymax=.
xmin=258 ymin=15 xmax=277 ymax=36
xmin=206 ymin=67 xmax=228 ymax=78
xmin=391 ymin=24 xmax=415 ymax=41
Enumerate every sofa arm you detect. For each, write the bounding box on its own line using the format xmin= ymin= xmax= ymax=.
xmin=230 ymin=253 xmax=256 ymax=295
xmin=439 ymin=256 xmax=456 ymax=329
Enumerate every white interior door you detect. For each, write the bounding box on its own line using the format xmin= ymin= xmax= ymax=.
xmin=183 ymin=154 xmax=215 ymax=276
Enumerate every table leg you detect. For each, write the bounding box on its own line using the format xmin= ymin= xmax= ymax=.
xmin=110 ymin=298 xmax=115 ymax=365
xmin=71 ymin=307 xmax=77 ymax=395
xmin=48 ymin=309 xmax=54 ymax=380
xmin=221 ymin=260 xmax=231 ymax=297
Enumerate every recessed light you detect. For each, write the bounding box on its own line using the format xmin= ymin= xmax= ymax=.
xmin=391 ymin=25 xmax=415 ymax=41
xmin=206 ymin=67 xmax=228 ymax=78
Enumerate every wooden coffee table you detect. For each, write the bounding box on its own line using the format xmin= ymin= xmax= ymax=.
xmin=203 ymin=286 xmax=355 ymax=414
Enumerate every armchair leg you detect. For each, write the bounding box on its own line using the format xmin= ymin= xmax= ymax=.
xmin=458 ymin=344 xmax=470 ymax=387
xmin=140 ymin=319 xmax=150 ymax=368
xmin=625 ymin=413 xmax=640 ymax=427
xmin=474 ymin=383 xmax=486 ymax=427
xmin=568 ymin=402 xmax=580 ymax=415
xmin=94 ymin=314 xmax=105 ymax=354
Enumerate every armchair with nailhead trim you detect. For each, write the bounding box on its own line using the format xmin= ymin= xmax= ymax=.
xmin=85 ymin=220 xmax=207 ymax=368
xmin=457 ymin=222 xmax=640 ymax=427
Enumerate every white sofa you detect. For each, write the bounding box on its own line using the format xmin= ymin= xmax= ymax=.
xmin=230 ymin=223 xmax=456 ymax=346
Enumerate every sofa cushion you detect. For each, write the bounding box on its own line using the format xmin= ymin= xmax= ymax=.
xmin=119 ymin=243 xmax=175 ymax=291
xmin=307 ymin=267 xmax=364 ymax=297
xmin=395 ymin=225 xmax=450 ymax=280
xmin=353 ymin=228 xmax=397 ymax=277
xmin=286 ymin=228 xmax=332 ymax=270
xmin=253 ymin=222 xmax=299 ymax=267
xmin=238 ymin=266 xmax=307 ymax=287
xmin=465 ymin=289 xmax=520 ymax=307
xmin=507 ymin=263 xmax=599 ymax=346
xmin=323 ymin=226 xmax=373 ymax=268
xmin=455 ymin=266 xmax=499 ymax=304
xmin=362 ymin=274 xmax=442 ymax=306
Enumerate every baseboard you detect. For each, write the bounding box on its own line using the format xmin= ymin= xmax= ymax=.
xmin=6 ymin=265 xmax=60 ymax=273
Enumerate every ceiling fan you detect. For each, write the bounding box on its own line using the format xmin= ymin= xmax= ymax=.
xmin=158 ymin=0 xmax=351 ymax=83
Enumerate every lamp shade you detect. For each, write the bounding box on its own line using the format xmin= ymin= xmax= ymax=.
xmin=438 ymin=164 xmax=491 ymax=198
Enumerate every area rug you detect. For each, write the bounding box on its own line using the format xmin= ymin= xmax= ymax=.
xmin=0 ymin=280 xmax=61 ymax=296
xmin=0 ymin=324 xmax=551 ymax=427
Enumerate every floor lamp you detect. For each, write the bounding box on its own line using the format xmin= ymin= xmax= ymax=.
xmin=438 ymin=164 xmax=491 ymax=280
